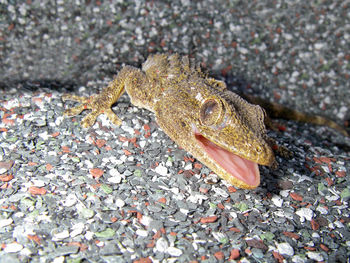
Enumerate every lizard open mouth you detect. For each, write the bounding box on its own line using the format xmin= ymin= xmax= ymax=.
xmin=194 ymin=133 xmax=260 ymax=187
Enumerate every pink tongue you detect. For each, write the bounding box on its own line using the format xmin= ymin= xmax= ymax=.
xmin=195 ymin=134 xmax=259 ymax=186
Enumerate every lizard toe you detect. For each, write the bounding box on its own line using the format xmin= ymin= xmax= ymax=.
xmin=63 ymin=104 xmax=88 ymax=116
xmin=81 ymin=112 xmax=99 ymax=128
xmin=105 ymin=109 xmax=122 ymax=126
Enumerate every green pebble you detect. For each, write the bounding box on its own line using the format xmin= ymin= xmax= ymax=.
xmin=134 ymin=169 xmax=142 ymax=177
xmin=7 ymin=137 xmax=18 ymax=142
xmin=220 ymin=237 xmax=229 ymax=244
xmin=101 ymin=184 xmax=113 ymax=194
xmin=35 ymin=140 xmax=45 ymax=150
xmin=234 ymin=202 xmax=248 ymax=212
xmin=72 ymin=157 xmax=80 ymax=163
xmin=95 ymin=228 xmax=116 ymax=238
xmin=80 ymin=208 xmax=95 ymax=219
xmin=260 ymin=232 xmax=275 ymax=242
xmin=66 ymin=258 xmax=82 ymax=263
xmin=21 ymin=197 xmax=35 ymax=208
xmin=340 ymin=188 xmax=350 ymax=200
xmin=317 ymin=183 xmax=327 ymax=194
xmin=29 ymin=210 xmax=39 ymax=217
xmin=209 ymin=202 xmax=217 ymax=209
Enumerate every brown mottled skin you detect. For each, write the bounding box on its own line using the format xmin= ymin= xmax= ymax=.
xmin=62 ymin=53 xmax=347 ymax=189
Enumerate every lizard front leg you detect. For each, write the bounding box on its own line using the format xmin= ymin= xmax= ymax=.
xmin=62 ymin=66 xmax=136 ymax=128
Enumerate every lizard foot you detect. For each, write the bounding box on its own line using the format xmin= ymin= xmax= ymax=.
xmin=62 ymin=94 xmax=122 ymax=128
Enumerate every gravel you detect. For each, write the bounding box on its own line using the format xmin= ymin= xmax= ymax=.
xmin=1 ymin=0 xmax=350 ymax=262
xmin=1 ymin=0 xmax=350 ymax=123
xmin=0 ymin=86 xmax=349 ymax=262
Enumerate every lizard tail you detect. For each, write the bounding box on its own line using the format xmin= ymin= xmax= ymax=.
xmin=242 ymin=94 xmax=349 ymax=137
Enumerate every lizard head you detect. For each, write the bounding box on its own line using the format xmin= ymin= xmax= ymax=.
xmin=191 ymin=92 xmax=275 ymax=189
xmin=154 ymin=78 xmax=275 ymax=189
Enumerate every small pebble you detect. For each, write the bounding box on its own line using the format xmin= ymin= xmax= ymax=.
xmin=4 ymin=243 xmax=23 ymax=253
xmin=155 ymin=165 xmax=168 ymax=176
xmin=276 ymin=242 xmax=294 ymax=257
xmin=155 ymin=237 xmax=169 ymax=252
xmin=52 ymin=230 xmax=70 ymax=241
xmin=306 ymin=251 xmax=324 ymax=261
xmin=167 ymin=246 xmax=183 ymax=257
xmin=271 ymin=195 xmax=283 ymax=207
xmin=0 ymin=218 xmax=13 ymax=228
xmin=296 ymin=208 xmax=314 ymax=222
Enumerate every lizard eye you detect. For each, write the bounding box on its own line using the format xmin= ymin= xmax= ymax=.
xmin=200 ymin=98 xmax=224 ymax=126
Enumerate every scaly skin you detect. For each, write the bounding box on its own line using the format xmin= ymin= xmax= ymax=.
xmin=62 ymin=53 xmax=276 ymax=189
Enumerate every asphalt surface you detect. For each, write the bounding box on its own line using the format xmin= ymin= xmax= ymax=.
xmin=1 ymin=1 xmax=350 ymax=262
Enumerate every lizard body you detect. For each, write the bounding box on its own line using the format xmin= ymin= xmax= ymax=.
xmin=63 ymin=53 xmax=275 ymax=189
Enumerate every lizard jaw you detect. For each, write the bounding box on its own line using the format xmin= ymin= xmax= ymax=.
xmin=194 ymin=133 xmax=260 ymax=188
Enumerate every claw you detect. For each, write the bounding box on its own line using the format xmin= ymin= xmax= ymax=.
xmin=81 ymin=111 xmax=99 ymax=128
xmin=63 ymin=104 xmax=89 ymax=116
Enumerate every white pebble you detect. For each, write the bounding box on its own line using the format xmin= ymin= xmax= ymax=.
xmin=155 ymin=237 xmax=169 ymax=252
xmin=280 ymin=190 xmax=290 ymax=198
xmin=20 ymin=247 xmax=32 ymax=256
xmin=108 ymin=169 xmax=123 ymax=184
xmin=283 ymin=33 xmax=293 ymax=40
xmin=3 ymin=98 xmax=19 ymax=110
xmin=238 ymin=47 xmax=248 ymax=54
xmin=277 ymin=242 xmax=294 ymax=256
xmin=115 ymin=198 xmax=125 ymax=208
xmin=334 ymin=221 xmax=344 ymax=228
xmin=212 ymin=187 xmax=229 ymax=198
xmin=136 ymin=229 xmax=148 ymax=237
xmin=167 ymin=246 xmax=183 ymax=256
xmin=32 ymin=179 xmax=46 ymax=187
xmin=316 ymin=206 xmax=328 ymax=215
xmin=63 ymin=194 xmax=77 ymax=207
xmin=109 ymin=168 xmax=120 ymax=177
xmin=292 ymin=255 xmax=307 ymax=263
xmin=96 ymin=240 xmax=104 ymax=247
xmin=140 ymin=215 xmax=152 ymax=227
xmin=84 ymin=231 xmax=94 ymax=241
xmin=0 ymin=218 xmax=13 ymax=228
xmin=184 ymin=163 xmax=192 ymax=170
xmin=70 ymin=222 xmax=85 ymax=238
xmin=271 ymin=195 xmax=284 ymax=207
xmin=4 ymin=242 xmax=23 ymax=253
xmin=314 ymin=42 xmax=325 ymax=50
xmin=38 ymin=131 xmax=49 ymax=140
xmin=337 ymin=106 xmax=347 ymax=119
xmin=52 ymin=230 xmax=69 ymax=241
xmin=52 ymin=256 xmax=65 ymax=263
xmin=296 ymin=208 xmax=314 ymax=222
xmin=312 ymin=232 xmax=320 ymax=239
xmin=155 ymin=165 xmax=168 ymax=176
xmin=139 ymin=140 xmax=146 ymax=148
xmin=307 ymin=251 xmax=324 ymax=261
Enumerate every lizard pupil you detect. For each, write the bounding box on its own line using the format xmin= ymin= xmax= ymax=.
xmin=205 ymin=103 xmax=215 ymax=115
xmin=200 ymin=99 xmax=222 ymax=126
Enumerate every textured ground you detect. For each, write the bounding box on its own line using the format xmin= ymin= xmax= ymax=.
xmin=1 ymin=0 xmax=350 ymax=123
xmin=1 ymin=0 xmax=350 ymax=262
xmin=0 ymin=86 xmax=349 ymax=262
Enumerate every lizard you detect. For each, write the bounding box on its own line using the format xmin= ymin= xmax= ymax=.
xmin=62 ymin=53 xmax=348 ymax=189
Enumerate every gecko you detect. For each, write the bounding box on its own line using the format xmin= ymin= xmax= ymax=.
xmin=62 ymin=53 xmax=348 ymax=189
